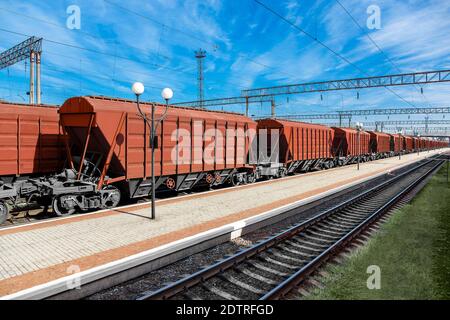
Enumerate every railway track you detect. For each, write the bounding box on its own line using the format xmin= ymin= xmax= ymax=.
xmin=138 ymin=157 xmax=444 ymax=300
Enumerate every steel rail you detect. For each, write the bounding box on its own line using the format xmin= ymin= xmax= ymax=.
xmin=138 ymin=157 xmax=443 ymax=300
xmin=260 ymin=157 xmax=444 ymax=299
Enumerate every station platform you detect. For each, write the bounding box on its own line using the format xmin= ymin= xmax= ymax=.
xmin=0 ymin=149 xmax=448 ymax=299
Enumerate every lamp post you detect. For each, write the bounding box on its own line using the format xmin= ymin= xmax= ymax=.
xmin=132 ymin=83 xmax=173 ymax=220
xmin=356 ymin=122 xmax=363 ymax=171
xmin=397 ymin=130 xmax=403 ymax=160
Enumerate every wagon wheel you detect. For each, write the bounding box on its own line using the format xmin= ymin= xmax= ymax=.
xmin=246 ymin=173 xmax=256 ymax=184
xmin=231 ymin=174 xmax=241 ymax=186
xmin=102 ymin=186 xmax=121 ymax=209
xmin=0 ymin=201 xmax=9 ymax=224
xmin=52 ymin=196 xmax=76 ymax=217
xmin=166 ymin=178 xmax=176 ymax=190
xmin=205 ymin=173 xmax=214 ymax=184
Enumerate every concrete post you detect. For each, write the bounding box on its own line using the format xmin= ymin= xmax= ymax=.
xmin=245 ymin=96 xmax=249 ymax=117
xmin=29 ymin=51 xmax=35 ymax=105
xmin=36 ymin=52 xmax=41 ymax=105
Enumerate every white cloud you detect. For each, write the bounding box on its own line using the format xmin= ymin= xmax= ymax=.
xmin=1 ymin=0 xmax=449 ymax=118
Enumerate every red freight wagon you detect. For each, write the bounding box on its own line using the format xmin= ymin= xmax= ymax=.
xmin=412 ymin=137 xmax=420 ymax=151
xmin=59 ymin=96 xmax=257 ymax=199
xmin=367 ymin=131 xmax=391 ymax=156
xmin=417 ymin=137 xmax=425 ymax=150
xmin=0 ymin=102 xmax=63 ymax=223
xmin=256 ymin=119 xmax=334 ymax=174
xmin=331 ymin=128 xmax=370 ymax=161
xmin=0 ymin=102 xmax=63 ymax=178
xmin=404 ymin=136 xmax=414 ymax=152
xmin=389 ymin=134 xmax=403 ymax=153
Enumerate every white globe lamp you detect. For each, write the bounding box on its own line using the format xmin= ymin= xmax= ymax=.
xmin=132 ymin=82 xmax=145 ymax=96
xmin=161 ymin=88 xmax=173 ymax=101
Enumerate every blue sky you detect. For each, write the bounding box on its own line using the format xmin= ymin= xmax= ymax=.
xmin=0 ymin=0 xmax=450 ymax=129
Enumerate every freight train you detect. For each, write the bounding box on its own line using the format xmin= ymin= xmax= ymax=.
xmin=0 ymin=97 xmax=448 ymax=222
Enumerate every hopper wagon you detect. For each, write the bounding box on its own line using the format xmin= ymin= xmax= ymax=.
xmin=331 ymin=127 xmax=371 ymax=165
xmin=55 ymin=96 xmax=257 ymax=215
xmin=0 ymin=102 xmax=64 ymax=223
xmin=367 ymin=131 xmax=391 ymax=159
xmin=389 ymin=133 xmax=403 ymax=154
xmin=403 ymin=136 xmax=414 ymax=153
xmin=256 ymin=119 xmax=334 ymax=176
xmin=412 ymin=137 xmax=420 ymax=151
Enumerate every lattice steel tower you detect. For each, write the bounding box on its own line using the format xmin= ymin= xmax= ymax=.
xmin=0 ymin=37 xmax=43 ymax=104
xmin=195 ymin=49 xmax=206 ymax=108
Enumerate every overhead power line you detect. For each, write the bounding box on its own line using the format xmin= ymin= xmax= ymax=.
xmin=253 ymin=0 xmax=417 ymax=107
xmin=0 ymin=27 xmax=251 ymax=97
xmin=0 ymin=5 xmax=251 ymax=88
xmin=255 ymin=107 xmax=450 ymax=119
xmin=333 ymin=0 xmax=431 ymax=106
xmin=102 ymin=0 xmax=301 ymax=81
xmin=0 ymin=28 xmax=193 ymax=76
xmin=241 ymin=69 xmax=450 ymax=97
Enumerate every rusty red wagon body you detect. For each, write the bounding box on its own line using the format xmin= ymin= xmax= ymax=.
xmin=0 ymin=102 xmax=64 ymax=222
xmin=412 ymin=137 xmax=420 ymax=151
xmin=389 ymin=133 xmax=403 ymax=153
xmin=417 ymin=137 xmax=424 ymax=150
xmin=256 ymin=119 xmax=334 ymax=173
xmin=331 ymin=127 xmax=370 ymax=164
xmin=404 ymin=136 xmax=414 ymax=152
xmin=59 ymin=96 xmax=257 ymax=199
xmin=0 ymin=102 xmax=63 ymax=178
xmin=420 ymin=138 xmax=428 ymax=149
xmin=367 ymin=131 xmax=391 ymax=157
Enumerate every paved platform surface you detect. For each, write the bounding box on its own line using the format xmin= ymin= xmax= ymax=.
xmin=0 ymin=149 xmax=447 ymax=296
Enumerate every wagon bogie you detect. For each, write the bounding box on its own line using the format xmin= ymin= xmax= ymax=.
xmin=257 ymin=162 xmax=285 ymax=178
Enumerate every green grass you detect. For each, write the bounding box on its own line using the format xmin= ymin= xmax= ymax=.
xmin=306 ymin=164 xmax=450 ymax=300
